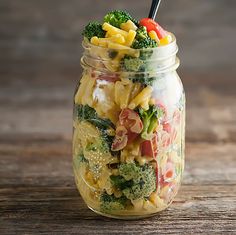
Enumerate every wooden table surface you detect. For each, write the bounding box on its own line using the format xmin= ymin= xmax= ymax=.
xmin=1 ymin=0 xmax=236 ymax=234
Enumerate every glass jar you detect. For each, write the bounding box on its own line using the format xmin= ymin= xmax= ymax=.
xmin=73 ymin=34 xmax=185 ymax=219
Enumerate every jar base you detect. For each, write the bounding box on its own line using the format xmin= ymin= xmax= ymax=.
xmin=88 ymin=206 xmax=167 ymax=220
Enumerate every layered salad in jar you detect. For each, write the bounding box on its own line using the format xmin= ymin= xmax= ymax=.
xmin=73 ymin=10 xmax=185 ymax=218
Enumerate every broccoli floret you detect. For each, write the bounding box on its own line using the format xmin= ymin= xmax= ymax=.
xmin=100 ymin=193 xmax=128 ymax=212
xmin=110 ymin=175 xmax=133 ymax=190
xmin=122 ymin=55 xmax=145 ymax=72
xmin=74 ymin=104 xmax=116 ymax=154
xmin=132 ymin=26 xmax=158 ymax=50
xmin=82 ymin=21 xmax=105 ymax=40
xmin=132 ymin=38 xmax=158 ymax=50
xmin=139 ymin=105 xmax=164 ymax=140
xmin=130 ymin=74 xmax=156 ymax=86
xmin=111 ymin=163 xmax=156 ymax=200
xmin=104 ymin=10 xmax=138 ymax=28
xmin=121 ymin=26 xmax=158 ymax=86
xmin=74 ymin=104 xmax=114 ymax=130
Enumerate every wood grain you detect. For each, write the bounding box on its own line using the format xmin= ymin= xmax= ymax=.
xmin=0 ymin=140 xmax=236 ymax=234
xmin=1 ymin=0 xmax=236 ymax=234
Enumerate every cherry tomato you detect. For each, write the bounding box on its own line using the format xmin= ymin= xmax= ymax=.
xmin=141 ymin=134 xmax=158 ymax=158
xmin=139 ymin=18 xmax=167 ymax=39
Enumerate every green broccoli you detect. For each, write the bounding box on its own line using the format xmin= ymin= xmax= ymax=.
xmin=131 ymin=26 xmax=158 ymax=51
xmin=100 ymin=193 xmax=128 ymax=212
xmin=121 ymin=26 xmax=158 ymax=86
xmin=129 ymin=74 xmax=157 ymax=86
xmin=82 ymin=21 xmax=105 ymax=40
xmin=111 ymin=163 xmax=156 ymax=200
xmin=110 ymin=175 xmax=133 ymax=190
xmin=104 ymin=10 xmax=138 ymax=28
xmin=122 ymin=55 xmax=145 ymax=72
xmin=74 ymin=104 xmax=114 ymax=130
xmin=74 ymin=104 xmax=115 ymax=154
xmin=139 ymin=105 xmax=164 ymax=140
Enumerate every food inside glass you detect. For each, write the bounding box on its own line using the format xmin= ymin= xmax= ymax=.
xmin=73 ymin=10 xmax=185 ymax=219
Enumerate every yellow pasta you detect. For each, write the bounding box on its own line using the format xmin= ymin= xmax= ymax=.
xmin=102 ymin=22 xmax=128 ymax=37
xmin=90 ymin=36 xmax=100 ymax=45
xmin=108 ymin=42 xmax=133 ymax=50
xmin=81 ymin=76 xmax=96 ymax=106
xmin=130 ymin=83 xmax=142 ymax=100
xmin=140 ymin=98 xmax=150 ymax=110
xmin=125 ymin=30 xmax=136 ymax=47
xmin=128 ymin=86 xmax=153 ymax=109
xmin=120 ymin=83 xmax=133 ymax=109
xmin=74 ymin=74 xmax=89 ymax=104
xmin=114 ymin=81 xmax=123 ymax=107
xmin=121 ymin=20 xmax=138 ymax=32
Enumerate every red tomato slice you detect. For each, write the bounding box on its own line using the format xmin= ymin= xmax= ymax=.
xmin=141 ymin=134 xmax=158 ymax=158
xmin=111 ymin=126 xmax=128 ymax=151
xmin=139 ymin=18 xmax=167 ymax=39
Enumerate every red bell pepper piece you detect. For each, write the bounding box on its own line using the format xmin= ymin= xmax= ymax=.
xmin=141 ymin=134 xmax=158 ymax=158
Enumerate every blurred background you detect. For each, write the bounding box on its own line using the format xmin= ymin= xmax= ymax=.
xmin=1 ymin=0 xmax=236 ymax=143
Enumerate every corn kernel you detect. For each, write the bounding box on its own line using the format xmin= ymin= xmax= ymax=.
xmin=149 ymin=30 xmax=160 ymax=44
xmin=160 ymin=34 xmax=172 ymax=46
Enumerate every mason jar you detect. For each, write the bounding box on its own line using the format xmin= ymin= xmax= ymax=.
xmin=72 ymin=34 xmax=185 ymax=219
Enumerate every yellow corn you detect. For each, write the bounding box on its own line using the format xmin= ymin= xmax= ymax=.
xmin=160 ymin=34 xmax=172 ymax=46
xmin=149 ymin=30 xmax=160 ymax=44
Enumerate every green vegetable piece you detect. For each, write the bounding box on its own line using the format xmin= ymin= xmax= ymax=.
xmin=74 ymin=104 xmax=116 ymax=154
xmin=104 ymin=10 xmax=138 ymax=28
xmin=139 ymin=105 xmax=164 ymax=140
xmin=131 ymin=26 xmax=158 ymax=50
xmin=110 ymin=175 xmax=133 ymax=190
xmin=74 ymin=104 xmax=114 ymax=130
xmin=100 ymin=193 xmax=128 ymax=212
xmin=111 ymin=163 xmax=156 ymax=200
xmin=82 ymin=21 xmax=106 ymax=40
xmin=122 ymin=55 xmax=145 ymax=72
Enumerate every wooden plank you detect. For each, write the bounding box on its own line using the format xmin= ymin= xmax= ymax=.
xmin=0 ymin=142 xmax=235 ymax=234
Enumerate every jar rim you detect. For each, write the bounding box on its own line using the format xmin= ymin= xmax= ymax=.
xmin=81 ymin=33 xmax=179 ymax=74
